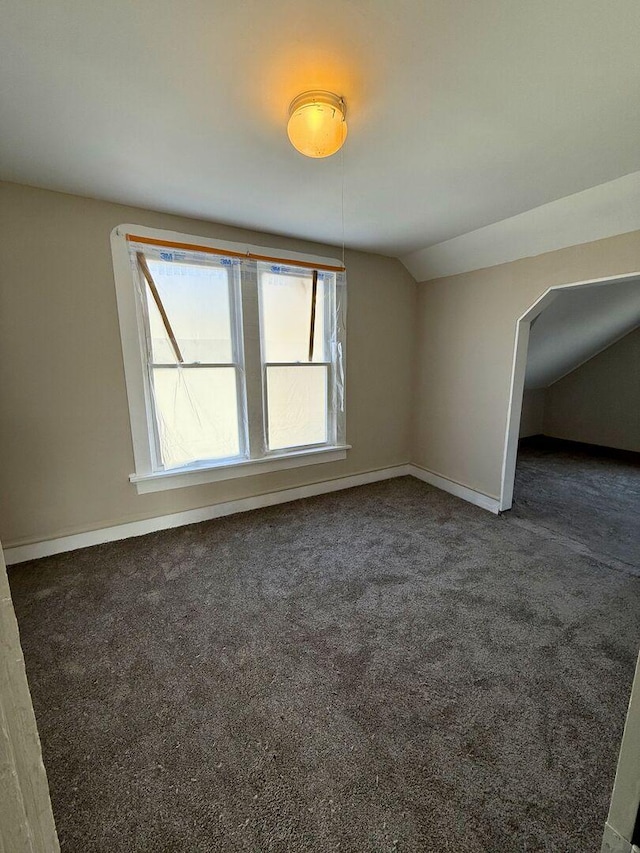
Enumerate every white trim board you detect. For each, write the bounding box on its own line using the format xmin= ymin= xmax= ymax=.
xmin=3 ymin=466 xmax=411 ymax=565
xmin=130 ymin=446 xmax=351 ymax=494
xmin=401 ymin=170 xmax=640 ymax=282
xmin=407 ymin=465 xmax=501 ymax=514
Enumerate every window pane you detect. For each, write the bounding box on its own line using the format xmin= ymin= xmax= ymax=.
xmin=152 ymin=367 xmax=240 ymax=469
xmin=145 ymin=260 xmax=233 ymax=364
xmin=266 ymin=366 xmax=327 ymax=450
xmin=260 ymin=269 xmax=327 ymax=362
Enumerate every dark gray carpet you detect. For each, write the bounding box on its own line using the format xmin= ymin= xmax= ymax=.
xmin=8 ymin=475 xmax=640 ymax=852
xmin=513 ymin=437 xmax=640 ymax=571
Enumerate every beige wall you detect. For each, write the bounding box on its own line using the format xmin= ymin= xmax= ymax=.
xmin=519 ymin=389 xmax=546 ymax=438
xmin=0 ymin=182 xmax=417 ymax=547
xmin=3 ymin=179 xmax=639 ymax=544
xmin=413 ymin=230 xmax=640 ymax=499
xmin=544 ymin=326 xmax=640 ymax=453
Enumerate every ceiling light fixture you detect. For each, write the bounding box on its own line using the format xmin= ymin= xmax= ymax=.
xmin=287 ymin=90 xmax=347 ymax=159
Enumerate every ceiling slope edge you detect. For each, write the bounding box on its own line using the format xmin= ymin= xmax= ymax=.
xmin=401 ymin=170 xmax=640 ymax=283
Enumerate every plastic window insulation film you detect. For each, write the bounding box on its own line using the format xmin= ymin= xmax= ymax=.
xmin=130 ymin=244 xmax=249 ymax=470
xmin=258 ymin=262 xmax=346 ymax=452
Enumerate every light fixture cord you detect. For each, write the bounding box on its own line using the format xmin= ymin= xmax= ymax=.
xmin=341 ymin=139 xmax=346 ymax=268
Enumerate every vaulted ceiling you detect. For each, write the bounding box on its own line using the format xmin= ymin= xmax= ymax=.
xmin=525 ymin=278 xmax=640 ymax=389
xmin=2 ymin=1 xmax=640 ymax=259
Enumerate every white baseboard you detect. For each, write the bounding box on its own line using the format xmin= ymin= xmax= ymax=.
xmin=408 ymin=464 xmax=501 ymax=514
xmin=3 ymin=462 xmax=502 ymax=566
xmin=3 ymin=465 xmax=411 ymax=565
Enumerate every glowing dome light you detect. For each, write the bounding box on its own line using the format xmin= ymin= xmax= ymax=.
xmin=287 ymin=91 xmax=347 ymax=159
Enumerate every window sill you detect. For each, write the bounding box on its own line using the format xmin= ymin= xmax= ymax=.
xmin=130 ymin=445 xmax=351 ymax=494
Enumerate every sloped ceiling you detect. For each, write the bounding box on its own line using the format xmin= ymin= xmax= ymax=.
xmin=1 ymin=1 xmax=640 ymax=258
xmin=525 ymin=278 xmax=640 ymax=389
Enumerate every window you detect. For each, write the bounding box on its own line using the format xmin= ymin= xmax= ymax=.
xmin=260 ymin=265 xmax=331 ymax=451
xmin=111 ymin=226 xmax=347 ymax=493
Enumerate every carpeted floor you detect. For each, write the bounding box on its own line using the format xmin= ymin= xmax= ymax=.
xmin=7 ymin=463 xmax=640 ymax=852
xmin=513 ymin=436 xmax=640 ymax=571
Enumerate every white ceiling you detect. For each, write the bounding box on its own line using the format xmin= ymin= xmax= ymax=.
xmin=525 ymin=278 xmax=640 ymax=389
xmin=2 ymin=1 xmax=640 ymax=258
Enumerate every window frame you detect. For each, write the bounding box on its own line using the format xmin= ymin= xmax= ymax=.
xmin=111 ymin=224 xmax=349 ymax=494
xmin=258 ymin=262 xmax=335 ymax=454
xmin=143 ymin=258 xmax=248 ymax=470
